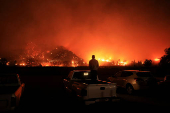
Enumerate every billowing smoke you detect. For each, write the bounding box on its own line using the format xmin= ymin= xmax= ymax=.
xmin=0 ymin=0 xmax=170 ymax=62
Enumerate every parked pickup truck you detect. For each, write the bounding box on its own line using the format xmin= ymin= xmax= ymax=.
xmin=0 ymin=73 xmax=25 ymax=111
xmin=63 ymin=70 xmax=117 ymax=105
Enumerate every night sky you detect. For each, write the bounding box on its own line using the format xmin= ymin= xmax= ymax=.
xmin=0 ymin=0 xmax=170 ymax=62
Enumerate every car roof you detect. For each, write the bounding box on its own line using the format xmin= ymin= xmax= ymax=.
xmin=123 ymin=70 xmax=151 ymax=72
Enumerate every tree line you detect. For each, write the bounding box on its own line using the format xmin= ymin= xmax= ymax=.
xmin=143 ymin=47 xmax=170 ymax=67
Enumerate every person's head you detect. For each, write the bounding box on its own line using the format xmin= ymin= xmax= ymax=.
xmin=92 ymin=55 xmax=95 ymax=59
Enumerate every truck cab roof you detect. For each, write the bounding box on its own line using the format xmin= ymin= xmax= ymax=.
xmin=72 ymin=70 xmax=91 ymax=72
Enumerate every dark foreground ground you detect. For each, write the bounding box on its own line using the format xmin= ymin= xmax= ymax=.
xmin=17 ymin=75 xmax=170 ymax=112
xmin=1 ymin=66 xmax=170 ymax=112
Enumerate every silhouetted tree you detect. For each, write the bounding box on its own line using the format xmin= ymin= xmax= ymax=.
xmin=144 ymin=59 xmax=152 ymax=67
xmin=159 ymin=47 xmax=170 ymax=67
xmin=137 ymin=61 xmax=143 ymax=66
xmin=9 ymin=60 xmax=17 ymax=66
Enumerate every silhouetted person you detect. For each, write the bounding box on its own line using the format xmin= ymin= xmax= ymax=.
xmin=89 ymin=55 xmax=99 ymax=81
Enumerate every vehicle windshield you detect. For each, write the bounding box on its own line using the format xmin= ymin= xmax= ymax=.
xmin=121 ymin=71 xmax=133 ymax=77
xmin=0 ymin=74 xmax=19 ymax=84
xmin=136 ymin=72 xmax=152 ymax=77
xmin=72 ymin=72 xmax=92 ymax=80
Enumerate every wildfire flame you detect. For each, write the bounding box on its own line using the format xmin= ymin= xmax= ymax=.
xmin=41 ymin=62 xmax=51 ymax=67
xmin=98 ymin=58 xmax=111 ymax=63
xmin=118 ymin=61 xmax=127 ymax=66
xmin=19 ymin=63 xmax=25 ymax=66
xmin=154 ymin=58 xmax=160 ymax=61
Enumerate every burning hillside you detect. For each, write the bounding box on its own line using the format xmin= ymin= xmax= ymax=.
xmin=6 ymin=44 xmax=85 ymax=67
xmin=41 ymin=46 xmax=85 ymax=67
xmin=4 ymin=42 xmax=130 ymax=67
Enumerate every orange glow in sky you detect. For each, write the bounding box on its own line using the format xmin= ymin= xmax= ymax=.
xmin=0 ymin=0 xmax=169 ymax=63
xmin=154 ymin=58 xmax=160 ymax=62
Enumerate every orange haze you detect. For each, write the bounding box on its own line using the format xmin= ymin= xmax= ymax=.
xmin=0 ymin=0 xmax=170 ymax=63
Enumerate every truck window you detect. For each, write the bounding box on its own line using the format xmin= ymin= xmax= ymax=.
xmin=0 ymin=74 xmax=18 ymax=84
xmin=72 ymin=72 xmax=92 ymax=80
xmin=121 ymin=71 xmax=133 ymax=77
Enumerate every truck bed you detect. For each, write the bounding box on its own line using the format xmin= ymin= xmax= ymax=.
xmin=74 ymin=80 xmax=111 ymax=84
